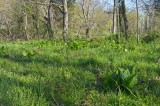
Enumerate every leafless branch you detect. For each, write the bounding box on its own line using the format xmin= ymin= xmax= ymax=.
xmin=28 ymin=0 xmax=63 ymax=7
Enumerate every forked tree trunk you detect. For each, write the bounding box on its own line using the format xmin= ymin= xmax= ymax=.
xmin=81 ymin=0 xmax=92 ymax=40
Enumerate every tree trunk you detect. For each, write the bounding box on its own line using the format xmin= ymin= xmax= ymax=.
xmin=5 ymin=17 xmax=13 ymax=40
xmin=150 ymin=11 xmax=154 ymax=31
xmin=62 ymin=0 xmax=68 ymax=42
xmin=118 ymin=2 xmax=123 ymax=34
xmin=47 ymin=0 xmax=53 ymax=38
xmin=117 ymin=1 xmax=120 ymax=42
xmin=136 ymin=0 xmax=139 ymax=43
xmin=121 ymin=0 xmax=129 ymax=42
xmin=86 ymin=27 xmax=90 ymax=39
xmin=81 ymin=0 xmax=92 ymax=40
xmin=24 ymin=12 xmax=29 ymax=40
xmin=113 ymin=0 xmax=117 ymax=34
xmin=35 ymin=2 xmax=39 ymax=39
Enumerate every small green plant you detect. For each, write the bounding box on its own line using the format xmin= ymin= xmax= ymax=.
xmin=104 ymin=68 xmax=138 ymax=96
xmin=67 ymin=40 xmax=89 ymax=50
xmin=0 ymin=46 xmax=9 ymax=57
xmin=22 ymin=49 xmax=37 ymax=58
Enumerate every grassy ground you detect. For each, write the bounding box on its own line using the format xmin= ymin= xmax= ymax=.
xmin=0 ymin=37 xmax=160 ymax=106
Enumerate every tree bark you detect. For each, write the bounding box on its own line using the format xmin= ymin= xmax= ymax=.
xmin=24 ymin=12 xmax=29 ymax=40
xmin=47 ymin=0 xmax=53 ymax=38
xmin=117 ymin=1 xmax=120 ymax=42
xmin=121 ymin=0 xmax=129 ymax=42
xmin=86 ymin=27 xmax=90 ymax=39
xmin=81 ymin=0 xmax=92 ymax=39
xmin=4 ymin=17 xmax=13 ymax=40
xmin=118 ymin=1 xmax=123 ymax=34
xmin=113 ymin=0 xmax=117 ymax=34
xmin=136 ymin=0 xmax=139 ymax=43
xmin=62 ymin=0 xmax=68 ymax=42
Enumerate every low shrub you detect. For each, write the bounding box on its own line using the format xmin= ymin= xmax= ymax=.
xmin=104 ymin=68 xmax=138 ymax=96
xmin=22 ymin=49 xmax=37 ymax=58
xmin=67 ymin=40 xmax=89 ymax=50
xmin=0 ymin=46 xmax=10 ymax=57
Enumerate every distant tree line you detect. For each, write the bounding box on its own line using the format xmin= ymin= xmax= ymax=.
xmin=0 ymin=0 xmax=159 ymax=42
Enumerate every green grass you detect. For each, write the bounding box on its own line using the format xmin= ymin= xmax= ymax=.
xmin=0 ymin=38 xmax=160 ymax=106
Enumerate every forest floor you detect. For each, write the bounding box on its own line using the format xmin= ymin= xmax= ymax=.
xmin=0 ymin=37 xmax=160 ymax=106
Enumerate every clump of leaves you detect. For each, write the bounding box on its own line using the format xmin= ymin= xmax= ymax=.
xmin=22 ymin=49 xmax=37 ymax=58
xmin=104 ymin=68 xmax=137 ymax=96
xmin=67 ymin=40 xmax=89 ymax=50
xmin=0 ymin=46 xmax=9 ymax=57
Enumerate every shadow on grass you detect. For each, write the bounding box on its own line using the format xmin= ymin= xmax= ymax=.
xmin=0 ymin=74 xmax=30 ymax=105
xmin=0 ymin=53 xmax=108 ymax=105
xmin=0 ymin=73 xmax=81 ymax=106
xmin=0 ymin=53 xmax=107 ymax=73
xmin=0 ymin=53 xmax=64 ymax=67
xmin=72 ymin=57 xmax=107 ymax=73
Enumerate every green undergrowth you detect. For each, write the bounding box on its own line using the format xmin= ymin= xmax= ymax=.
xmin=0 ymin=38 xmax=160 ymax=106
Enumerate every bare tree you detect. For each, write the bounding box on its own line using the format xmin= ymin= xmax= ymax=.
xmin=79 ymin=0 xmax=98 ymax=39
xmin=29 ymin=0 xmax=69 ymax=42
xmin=44 ymin=0 xmax=54 ymax=38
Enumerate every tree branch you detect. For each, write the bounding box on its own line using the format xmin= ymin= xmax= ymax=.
xmin=28 ymin=0 xmax=63 ymax=7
